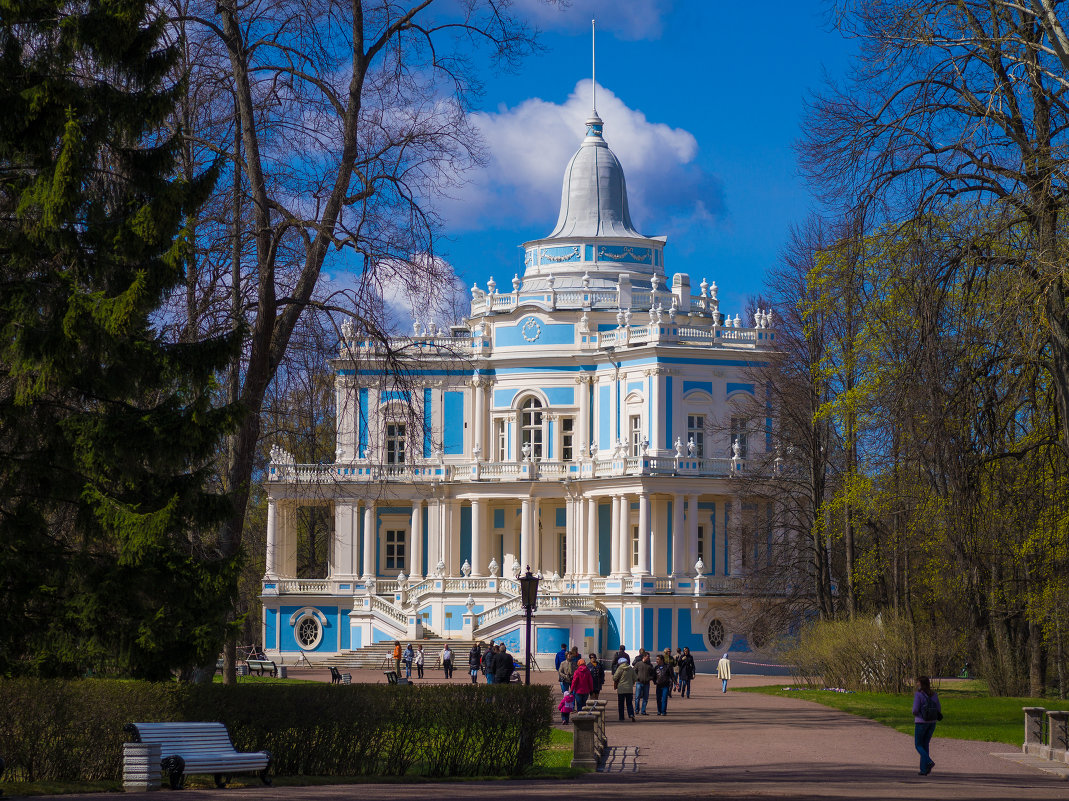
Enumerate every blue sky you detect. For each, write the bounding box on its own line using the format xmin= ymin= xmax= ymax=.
xmin=432 ymin=1 xmax=858 ymax=320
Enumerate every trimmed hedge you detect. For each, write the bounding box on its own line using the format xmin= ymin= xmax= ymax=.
xmin=0 ymin=680 xmax=552 ymax=782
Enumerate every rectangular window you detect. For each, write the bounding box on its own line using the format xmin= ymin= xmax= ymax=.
xmin=559 ymin=532 xmax=567 ymax=574
xmin=496 ymin=419 xmax=507 ymax=461
xmin=697 ymin=524 xmax=705 ymax=563
xmin=561 ymin=417 xmax=574 ymax=461
xmin=630 ymin=415 xmax=642 ymax=457
xmin=386 ymin=423 xmax=406 ymax=464
xmin=730 ymin=417 xmax=748 ymax=458
xmin=631 ymin=524 xmax=639 ymax=567
xmin=385 ymin=529 xmax=406 ymax=571
xmin=687 ymin=414 xmax=705 ymax=457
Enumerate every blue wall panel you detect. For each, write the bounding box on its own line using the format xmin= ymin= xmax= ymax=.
xmin=542 ymin=386 xmax=575 ymax=405
xmin=493 ymin=388 xmax=518 ymax=408
xmin=339 ymin=609 xmax=350 ymax=650
xmin=372 ymin=627 xmax=394 ymax=644
xmin=598 ymin=502 xmax=611 ymax=576
xmin=351 ymin=626 xmax=363 ymax=650
xmin=495 ymin=318 xmax=575 ymax=347
xmin=279 ymin=606 xmax=337 ymax=653
xmin=666 ymin=376 xmax=673 ymax=445
xmin=657 ymin=608 xmax=673 ymax=653
xmin=265 ymin=608 xmax=277 ymax=650
xmin=726 ymin=382 xmax=755 ymax=396
xmin=443 ymin=391 xmax=464 ymax=454
xmin=642 ymin=608 xmax=654 ymax=652
xmin=423 ymin=388 xmax=432 ymax=457
xmin=358 ymin=388 xmax=369 ymax=457
xmin=537 ymin=626 xmax=570 ymax=654
xmin=460 ymin=506 xmax=472 ymax=567
xmin=607 ymin=607 xmax=622 ymax=651
xmin=677 ymin=609 xmax=707 ymax=651
xmin=682 ymin=380 xmax=713 ymax=396
xmin=493 ymin=508 xmax=505 ymax=529
xmin=499 ymin=629 xmax=522 ymax=654
xmin=555 ymin=507 xmax=567 ymax=527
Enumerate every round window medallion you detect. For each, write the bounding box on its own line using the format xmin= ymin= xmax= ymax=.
xmin=521 ymin=317 xmax=541 ymax=342
xmin=707 ymin=618 xmax=725 ymax=649
xmin=295 ymin=613 xmax=322 ymax=650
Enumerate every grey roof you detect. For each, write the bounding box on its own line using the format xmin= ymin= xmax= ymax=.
xmin=545 ymin=114 xmax=647 ymax=240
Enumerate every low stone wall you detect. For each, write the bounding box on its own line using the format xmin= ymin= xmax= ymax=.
xmin=1023 ymin=707 xmax=1069 ymax=763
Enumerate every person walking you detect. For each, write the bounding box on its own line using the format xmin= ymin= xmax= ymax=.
xmin=570 ymin=657 xmax=594 ymax=712
xmin=633 ymin=652 xmax=654 ymax=715
xmin=613 ymin=657 xmax=637 ymax=721
xmin=559 ymin=690 xmax=576 ymax=724
xmin=678 ymin=647 xmax=695 ymax=698
xmin=717 ymin=652 xmax=732 ymax=693
xmin=654 ymin=654 xmax=674 ymax=715
xmin=554 ymin=643 xmax=568 ymax=671
xmin=468 ymin=643 xmax=482 ymax=684
xmin=402 ymin=643 xmax=414 ymax=678
xmin=493 ymin=645 xmax=515 ymax=684
xmin=912 ymin=675 xmax=942 ymax=775
xmin=558 ymin=650 xmax=576 ymax=692
xmin=662 ymin=648 xmax=676 ymax=697
xmin=588 ymin=654 xmax=605 ymax=700
xmin=415 ymin=644 xmax=425 ymax=679
xmin=612 ymin=645 xmax=631 ymax=666
xmin=442 ymin=644 xmax=454 ymax=679
xmin=392 ymin=641 xmax=402 ymax=675
xmin=482 ymin=641 xmax=496 ymax=683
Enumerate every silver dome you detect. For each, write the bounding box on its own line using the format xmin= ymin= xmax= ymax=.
xmin=545 ymin=114 xmax=646 ymax=240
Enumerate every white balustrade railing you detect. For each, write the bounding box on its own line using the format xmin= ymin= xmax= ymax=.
xmin=370 ymin=595 xmax=408 ymax=625
xmin=277 ymin=579 xmax=333 ymax=593
xmin=654 ymin=578 xmax=673 ymax=591
xmin=589 ymin=578 xmax=607 ymax=593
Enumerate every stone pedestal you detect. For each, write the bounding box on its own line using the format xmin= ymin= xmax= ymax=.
xmin=1045 ymin=711 xmax=1068 ymax=761
xmin=122 ymin=743 xmax=161 ymax=792
xmin=1024 ymin=707 xmax=1046 ymax=757
xmin=571 ymin=712 xmax=598 ymax=769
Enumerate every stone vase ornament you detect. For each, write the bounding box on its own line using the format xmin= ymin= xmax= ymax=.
xmin=488 ymin=557 xmax=499 ymax=577
xmin=461 ymin=559 xmax=471 ymax=577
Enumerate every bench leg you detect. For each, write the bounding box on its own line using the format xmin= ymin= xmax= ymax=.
xmin=213 ymin=774 xmax=230 ymax=789
xmin=260 ymin=754 xmax=273 ymax=786
xmin=162 ymin=756 xmax=185 ymax=790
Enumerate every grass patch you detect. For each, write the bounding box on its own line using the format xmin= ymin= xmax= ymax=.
xmin=740 ymin=682 xmax=1055 ymax=746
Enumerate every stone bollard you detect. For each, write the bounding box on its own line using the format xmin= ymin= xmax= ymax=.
xmin=591 ymin=699 xmax=609 ymax=750
xmin=571 ymin=712 xmax=598 ymax=769
xmin=1023 ymin=707 xmax=1046 ymax=757
xmin=122 ymin=742 xmax=161 ymax=792
xmin=1046 ymin=711 xmax=1068 ymax=762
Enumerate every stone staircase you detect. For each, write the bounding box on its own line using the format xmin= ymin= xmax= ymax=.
xmin=324 ymin=638 xmax=482 ymax=670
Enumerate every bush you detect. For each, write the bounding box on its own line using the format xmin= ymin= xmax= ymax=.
xmin=785 ymin=615 xmax=921 ymax=692
xmin=0 ymin=680 xmax=552 ymax=782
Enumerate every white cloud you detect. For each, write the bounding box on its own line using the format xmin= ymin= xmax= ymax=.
xmin=513 ymin=0 xmax=677 ymax=40
xmin=439 ymin=79 xmax=721 ymax=238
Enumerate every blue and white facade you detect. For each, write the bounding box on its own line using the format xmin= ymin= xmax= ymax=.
xmin=262 ymin=106 xmax=779 ymax=669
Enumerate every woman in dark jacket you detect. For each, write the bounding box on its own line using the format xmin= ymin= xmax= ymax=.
xmin=468 ymin=643 xmax=483 ymax=684
xmin=912 ymin=675 xmax=941 ymax=775
xmin=588 ymin=654 xmax=605 ymax=699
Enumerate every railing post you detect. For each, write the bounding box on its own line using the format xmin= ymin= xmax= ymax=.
xmin=1045 ymin=711 xmax=1068 ymax=762
xmin=1024 ymin=707 xmax=1046 ymax=756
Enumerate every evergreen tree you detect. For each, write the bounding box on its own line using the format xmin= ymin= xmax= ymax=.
xmin=0 ymin=0 xmax=239 ymax=678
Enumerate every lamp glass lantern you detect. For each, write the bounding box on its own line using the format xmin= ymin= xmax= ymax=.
xmin=519 ymin=567 xmax=540 ymax=610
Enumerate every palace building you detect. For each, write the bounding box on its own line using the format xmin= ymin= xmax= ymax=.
xmin=261 ymin=96 xmax=778 ymax=669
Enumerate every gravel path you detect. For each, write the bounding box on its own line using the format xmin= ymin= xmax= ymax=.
xmin=30 ymin=671 xmax=1067 ymax=801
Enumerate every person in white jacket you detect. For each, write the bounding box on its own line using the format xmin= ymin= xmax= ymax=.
xmin=717 ymin=653 xmax=731 ymax=693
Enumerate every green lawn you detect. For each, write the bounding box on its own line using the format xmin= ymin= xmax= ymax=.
xmin=740 ymin=681 xmax=1062 ymax=746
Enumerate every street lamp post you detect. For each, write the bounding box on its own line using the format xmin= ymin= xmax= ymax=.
xmin=518 ymin=565 xmax=540 ymax=686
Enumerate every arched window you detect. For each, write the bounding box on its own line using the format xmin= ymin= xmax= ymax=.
xmin=520 ymin=396 xmax=543 ymax=458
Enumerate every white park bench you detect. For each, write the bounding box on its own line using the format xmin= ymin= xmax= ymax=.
xmin=124 ymin=722 xmax=272 ymax=789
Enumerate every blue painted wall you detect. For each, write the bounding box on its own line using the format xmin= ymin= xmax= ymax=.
xmin=443 ymin=603 xmax=483 ymax=631
xmin=351 ymin=626 xmax=363 ymax=650
xmin=726 ymin=382 xmax=755 ymax=396
xmin=598 ymin=502 xmax=611 ymax=576
xmin=443 ymin=390 xmax=464 ymax=454
xmin=460 ymin=505 xmax=472 ymax=567
xmin=607 ymin=607 xmax=622 ymax=651
xmin=495 ymin=317 xmax=575 ymax=347
xmin=358 ymin=388 xmax=369 ymax=457
xmin=499 ymin=629 xmax=522 ymax=654
xmin=423 ymin=388 xmax=432 ymax=457
xmin=537 ymin=626 xmax=570 ymax=653
xmin=339 ymin=609 xmax=351 ymax=650
xmin=665 ymin=375 xmax=673 ymax=445
xmin=555 ymin=507 xmax=566 ymax=527
xmin=279 ymin=606 xmax=337 ymax=653
xmin=677 ymin=609 xmax=707 ymax=651
xmin=642 ymin=608 xmax=654 ymax=652
xmin=372 ymin=627 xmax=394 ymax=644
xmin=543 ymin=386 xmax=575 ymax=405
xmin=657 ymin=608 xmax=672 ymax=653
xmin=493 ymin=508 xmax=505 ymax=528
xmin=682 ymin=380 xmax=712 ymax=395
xmin=265 ymin=608 xmax=277 ymax=650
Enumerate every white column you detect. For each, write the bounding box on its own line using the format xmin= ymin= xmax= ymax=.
xmin=617 ymin=493 xmax=631 ymax=575
xmin=410 ymin=500 xmax=423 ymax=579
xmin=473 ymin=378 xmax=486 ymax=456
xmin=332 ymin=502 xmax=356 ymax=578
xmin=651 ymin=497 xmax=668 ymax=576
xmin=426 ymin=499 xmax=441 ymax=574
xmin=731 ymin=496 xmax=744 ymax=574
xmin=609 ymin=495 xmax=621 ymax=576
xmin=362 ymin=501 xmax=376 ymax=579
xmin=471 ymin=498 xmax=484 ymax=576
xmin=672 ymin=494 xmax=686 ymax=576
xmin=530 ymin=498 xmax=541 ymax=572
xmin=279 ymin=502 xmax=297 ymax=576
xmin=520 ymin=498 xmax=532 ymax=571
xmin=586 ymin=497 xmax=599 ymax=577
xmin=265 ymin=500 xmax=278 ymax=577
xmin=447 ymin=500 xmax=462 ymax=576
xmin=636 ymin=493 xmax=650 ymax=576
xmin=688 ymin=494 xmax=700 ymax=574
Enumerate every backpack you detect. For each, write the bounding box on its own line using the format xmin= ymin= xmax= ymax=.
xmin=919 ymin=692 xmax=942 ymax=722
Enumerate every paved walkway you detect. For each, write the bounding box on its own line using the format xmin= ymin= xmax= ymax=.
xmin=35 ymin=672 xmax=1068 ymax=801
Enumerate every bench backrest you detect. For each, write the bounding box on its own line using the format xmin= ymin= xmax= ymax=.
xmin=127 ymin=722 xmax=239 ymax=756
xmin=384 ymin=671 xmax=398 ymax=684
xmin=247 ymin=659 xmax=275 ymax=669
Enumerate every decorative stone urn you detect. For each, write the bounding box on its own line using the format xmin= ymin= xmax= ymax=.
xmin=488 ymin=557 xmax=499 ymax=577
xmin=461 ymin=559 xmax=471 ymax=577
